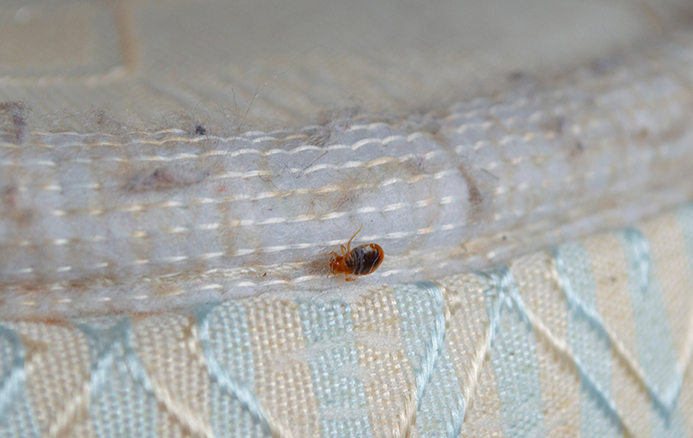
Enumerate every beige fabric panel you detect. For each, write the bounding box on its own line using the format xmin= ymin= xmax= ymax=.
xmin=132 ymin=314 xmax=214 ymax=437
xmin=583 ymin=235 xmax=650 ymax=437
xmin=6 ymin=321 xmax=95 ymax=438
xmin=350 ymin=286 xmax=411 ymax=437
xmin=683 ymin=361 xmax=693 ymax=436
xmin=458 ymin=359 xmax=506 ymax=437
xmin=511 ymin=253 xmax=582 ymax=437
xmin=244 ymin=298 xmax=321 ymax=436
xmin=1 ymin=0 xmax=691 ymax=129
xmin=640 ymin=214 xmax=693 ymax=367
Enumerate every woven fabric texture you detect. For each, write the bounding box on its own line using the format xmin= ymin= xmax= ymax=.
xmin=3 ymin=2 xmax=693 ymax=437
xmin=0 ymin=203 xmax=691 ymax=437
xmin=1 ymin=0 xmax=688 ymax=128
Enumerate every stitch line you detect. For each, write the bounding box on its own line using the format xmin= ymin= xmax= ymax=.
xmin=2 ymin=219 xmax=471 ymax=276
xmin=5 ymin=84 xmax=684 ymax=203
xmin=10 ymin=148 xmax=443 ymax=194
xmin=14 ymin=120 xmax=407 ymax=148
xmin=0 ymin=178 xmax=672 ymax=279
xmin=2 ymin=139 xmax=672 ymax=258
xmin=0 ymin=64 xmax=686 ymax=170
xmin=0 ymin=131 xmax=433 ymax=164
xmin=18 ymin=132 xmax=679 ymax=248
xmin=4 ymin=195 xmax=461 ymax=251
xmin=8 ymin=194 xmax=687 ymax=313
xmin=5 ymin=121 xmax=684 ymax=252
xmin=456 ymin=86 xmax=689 ymax=155
xmin=0 ymin=168 xmax=673 ymax=276
xmin=492 ymin=145 xmax=666 ymax=197
xmin=42 ymin=166 xmax=457 ymax=219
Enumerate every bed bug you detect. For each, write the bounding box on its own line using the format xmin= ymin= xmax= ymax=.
xmin=327 ymin=224 xmax=384 ymax=281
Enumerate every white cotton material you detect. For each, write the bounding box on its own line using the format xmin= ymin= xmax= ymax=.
xmin=2 ymin=33 xmax=693 ymax=317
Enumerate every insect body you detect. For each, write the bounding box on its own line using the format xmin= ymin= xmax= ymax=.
xmin=327 ymin=225 xmax=384 ymax=281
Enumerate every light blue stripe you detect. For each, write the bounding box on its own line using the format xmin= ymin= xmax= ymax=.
xmin=297 ymin=299 xmax=372 ymax=438
xmin=620 ymin=229 xmax=681 ymax=407
xmin=554 ymin=243 xmax=622 ymax=438
xmin=620 ymin=229 xmax=685 ymax=434
xmin=413 ymin=344 xmax=465 ymax=437
xmin=393 ymin=281 xmax=464 ymax=437
xmin=650 ymin=403 xmax=688 ymax=438
xmin=675 ymin=203 xmax=693 ymax=261
xmin=485 ymin=266 xmax=545 ymax=438
xmin=195 ymin=303 xmax=268 ymax=437
xmin=77 ymin=318 xmax=158 ymax=438
xmin=0 ymin=325 xmax=40 ymax=438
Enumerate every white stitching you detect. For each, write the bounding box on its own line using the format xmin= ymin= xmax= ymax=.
xmin=13 ymin=150 xmax=443 ymax=193
xmin=2 ymin=194 xmax=463 ymax=251
xmin=0 ymin=141 xmax=673 ymax=277
xmin=42 ymin=166 xmax=457 ymax=218
xmin=2 ymin=219 xmax=468 ymax=276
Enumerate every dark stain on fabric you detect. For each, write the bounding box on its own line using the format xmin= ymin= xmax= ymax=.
xmin=194 ymin=124 xmax=207 ymax=136
xmin=508 ymin=71 xmax=526 ymax=81
xmin=1 ymin=186 xmax=34 ymax=226
xmin=0 ymin=101 xmax=29 ymax=144
xmin=457 ymin=162 xmax=498 ymax=224
xmin=305 ymin=105 xmax=361 ymax=146
xmin=125 ymin=167 xmax=209 ymax=193
xmin=87 ymin=108 xmax=125 ymax=134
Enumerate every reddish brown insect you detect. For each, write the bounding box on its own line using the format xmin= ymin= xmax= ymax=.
xmin=327 ymin=224 xmax=384 ymax=281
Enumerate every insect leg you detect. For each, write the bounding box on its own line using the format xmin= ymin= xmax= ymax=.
xmin=346 ymin=224 xmax=363 ymax=253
